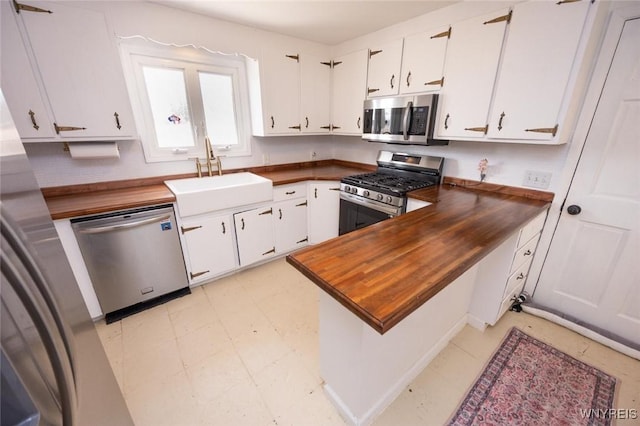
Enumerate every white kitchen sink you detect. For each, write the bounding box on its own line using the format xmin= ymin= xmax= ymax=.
xmin=165 ymin=172 xmax=273 ymax=217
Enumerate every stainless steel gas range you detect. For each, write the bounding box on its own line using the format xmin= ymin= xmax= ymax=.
xmin=339 ymin=151 xmax=444 ymax=235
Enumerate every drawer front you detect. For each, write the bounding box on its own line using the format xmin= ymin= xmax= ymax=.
xmin=504 ymin=257 xmax=533 ymax=299
xmin=273 ymin=183 xmax=307 ymax=202
xmin=518 ymin=211 xmax=546 ymax=247
xmin=510 ymin=233 xmax=539 ymax=274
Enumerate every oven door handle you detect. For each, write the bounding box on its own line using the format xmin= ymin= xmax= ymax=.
xmin=402 ymin=101 xmax=413 ymax=141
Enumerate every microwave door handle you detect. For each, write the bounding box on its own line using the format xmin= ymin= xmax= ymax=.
xmin=402 ymin=101 xmax=413 ymax=140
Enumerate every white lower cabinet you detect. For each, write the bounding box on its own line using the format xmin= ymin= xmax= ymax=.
xmin=468 ymin=210 xmax=547 ymax=329
xmin=180 ymin=213 xmax=237 ymax=284
xmin=308 ymin=181 xmax=341 ymax=244
xmin=274 ymin=198 xmax=308 ymax=253
xmin=234 ymin=206 xmax=277 ymax=267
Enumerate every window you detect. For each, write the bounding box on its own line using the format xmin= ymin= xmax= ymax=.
xmin=121 ymin=41 xmax=251 ymax=162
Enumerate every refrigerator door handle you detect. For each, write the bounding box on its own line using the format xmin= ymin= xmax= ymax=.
xmin=1 ymin=214 xmax=78 ymax=425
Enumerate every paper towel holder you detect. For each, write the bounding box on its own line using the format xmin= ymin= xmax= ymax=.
xmin=63 ymin=141 xmax=121 ymax=159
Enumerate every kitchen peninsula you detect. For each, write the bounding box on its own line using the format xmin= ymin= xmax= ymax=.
xmin=286 ymin=181 xmax=551 ymax=425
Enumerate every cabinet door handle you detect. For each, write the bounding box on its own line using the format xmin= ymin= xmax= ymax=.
xmin=357 ymin=117 xmax=361 ymax=129
xmin=241 ymin=218 xmax=245 ymax=230
xmin=259 ymin=208 xmax=273 ymax=215
xmin=181 ymin=225 xmax=202 ymax=234
xmin=390 ymin=74 xmax=395 ymax=89
xmin=406 ymin=71 xmax=411 ymax=87
xmin=305 ymin=117 xmax=309 ymax=128
xmin=498 ymin=112 xmax=505 ymax=131
xmin=221 ymin=222 xmax=226 ymax=234
xmin=516 ymin=272 xmax=525 ymax=280
xmin=279 ymin=208 xmax=283 ymax=220
xmin=190 ymin=270 xmax=210 ymax=280
xmin=329 ymin=187 xmax=341 ymax=191
xmin=28 ymin=110 xmax=40 ymax=130
xmin=114 ymin=112 xmax=122 ymax=130
xmin=262 ymin=247 xmax=276 ymax=256
xmin=524 ymin=249 xmax=532 ymax=256
xmin=444 ymin=113 xmax=450 ymax=130
xmin=285 ymin=191 xmax=296 ymax=195
xmin=270 ymin=116 xmax=275 ymax=128
xmin=314 ymin=188 xmax=318 ymax=199
xmin=54 ymin=123 xmax=86 ymax=134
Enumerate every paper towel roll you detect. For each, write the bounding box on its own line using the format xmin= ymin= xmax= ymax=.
xmin=68 ymin=142 xmax=120 ymax=159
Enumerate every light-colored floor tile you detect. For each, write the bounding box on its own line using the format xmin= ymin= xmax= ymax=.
xmin=196 ymin=374 xmax=275 ymax=425
xmin=122 ymin=338 xmax=183 ymax=395
xmin=176 ymin=321 xmax=233 ymax=369
xmin=96 ymin=257 xmax=640 ymax=426
xmin=185 ymin=347 xmax=252 ymax=404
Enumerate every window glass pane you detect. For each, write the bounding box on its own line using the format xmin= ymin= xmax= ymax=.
xmin=142 ymin=66 xmax=194 ymax=148
xmin=199 ymin=72 xmax=239 ymax=147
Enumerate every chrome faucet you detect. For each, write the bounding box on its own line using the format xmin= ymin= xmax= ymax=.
xmin=194 ymin=137 xmax=223 ymax=177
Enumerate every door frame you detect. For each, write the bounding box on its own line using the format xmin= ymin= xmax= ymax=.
xmin=526 ymin=3 xmax=640 ymax=296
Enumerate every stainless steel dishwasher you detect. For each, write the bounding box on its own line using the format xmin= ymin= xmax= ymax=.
xmin=71 ymin=204 xmax=189 ymax=322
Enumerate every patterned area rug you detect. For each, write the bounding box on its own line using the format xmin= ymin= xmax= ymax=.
xmin=448 ymin=327 xmax=617 ymax=425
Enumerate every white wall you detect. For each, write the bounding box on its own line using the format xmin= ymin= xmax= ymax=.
xmin=23 ymin=0 xmax=607 ymax=194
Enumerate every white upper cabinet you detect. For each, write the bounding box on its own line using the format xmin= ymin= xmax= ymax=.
xmin=1 ymin=0 xmax=55 ymax=139
xmin=366 ymin=39 xmax=404 ymax=97
xmin=10 ymin=1 xmax=136 ymax=141
xmin=486 ymin=0 xmax=591 ymax=141
xmin=258 ymin=46 xmax=302 ymax=135
xmin=331 ymin=49 xmax=368 ymax=134
xmin=252 ymin=46 xmax=331 ymax=135
xmin=436 ymin=8 xmax=510 ymax=139
xmin=399 ymin=26 xmax=449 ymax=95
xmin=300 ymin=54 xmax=332 ymax=133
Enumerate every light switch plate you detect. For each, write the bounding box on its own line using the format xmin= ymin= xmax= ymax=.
xmin=523 ymin=170 xmax=551 ymax=189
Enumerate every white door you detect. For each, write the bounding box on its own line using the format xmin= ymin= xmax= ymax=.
xmin=331 ymin=50 xmax=368 ymax=134
xmin=533 ymin=18 xmax=640 ymax=345
xmin=300 ymin=53 xmax=331 ymax=133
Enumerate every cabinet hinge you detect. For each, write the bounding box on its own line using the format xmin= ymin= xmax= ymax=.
xmin=484 ymin=10 xmax=512 ymax=25
xmin=181 ymin=225 xmax=202 ymax=234
xmin=321 ymin=61 xmax=333 ymax=67
xmin=262 ymin=247 xmax=276 ymax=256
xmin=296 ymin=237 xmax=309 ymax=244
xmin=288 ymin=125 xmax=301 ymax=131
xmin=430 ymin=27 xmax=451 ymax=39
xmin=369 ymin=49 xmax=383 ymax=58
xmin=556 ymin=0 xmax=583 ymax=4
xmin=54 ymin=123 xmax=86 ymax=134
xmin=295 ymin=201 xmax=308 ymax=207
xmin=524 ymin=124 xmax=559 ymax=137
xmin=464 ymin=125 xmax=489 ymax=134
xmin=190 ymin=270 xmax=209 ymax=280
xmin=285 ymin=54 xmax=300 ymax=62
xmin=13 ymin=0 xmax=52 ymax=14
xmin=258 ymin=208 xmax=273 ymax=215
xmin=425 ymin=77 xmax=444 ymax=87
xmin=367 ymin=88 xmax=380 ymax=95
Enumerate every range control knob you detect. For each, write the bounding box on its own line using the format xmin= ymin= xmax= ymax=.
xmin=344 ymin=185 xmax=350 ymax=193
xmin=377 ymin=194 xmax=384 ymax=201
xmin=386 ymin=196 xmax=393 ymax=203
xmin=363 ymin=190 xmax=370 ymax=197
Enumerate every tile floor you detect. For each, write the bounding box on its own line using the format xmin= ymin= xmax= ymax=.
xmin=95 ymin=258 xmax=640 ymax=426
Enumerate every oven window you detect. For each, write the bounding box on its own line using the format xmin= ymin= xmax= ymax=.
xmin=339 ymin=199 xmax=393 ymax=235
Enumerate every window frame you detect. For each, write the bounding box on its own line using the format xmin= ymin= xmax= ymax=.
xmin=120 ymin=41 xmax=252 ymax=163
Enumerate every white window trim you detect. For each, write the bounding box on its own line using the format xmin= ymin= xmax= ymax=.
xmin=119 ymin=40 xmax=252 ymax=163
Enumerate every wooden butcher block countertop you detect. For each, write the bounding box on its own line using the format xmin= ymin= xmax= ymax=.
xmin=43 ymin=161 xmax=372 ymax=220
xmin=286 ymin=181 xmax=552 ymax=335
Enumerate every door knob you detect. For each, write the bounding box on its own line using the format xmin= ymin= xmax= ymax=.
xmin=567 ymin=205 xmax=582 ymax=215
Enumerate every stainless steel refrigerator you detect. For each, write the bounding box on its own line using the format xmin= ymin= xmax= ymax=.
xmin=0 ymin=91 xmax=134 ymax=425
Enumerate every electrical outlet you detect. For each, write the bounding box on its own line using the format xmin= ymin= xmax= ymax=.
xmin=310 ymin=151 xmax=317 ymax=160
xmin=523 ymin=170 xmax=551 ymax=189
xmin=263 ymin=154 xmax=270 ymax=165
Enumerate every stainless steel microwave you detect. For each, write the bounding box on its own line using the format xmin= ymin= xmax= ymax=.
xmin=362 ymin=94 xmax=448 ymax=146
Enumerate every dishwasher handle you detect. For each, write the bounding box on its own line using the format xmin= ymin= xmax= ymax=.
xmin=77 ymin=214 xmax=171 ymax=235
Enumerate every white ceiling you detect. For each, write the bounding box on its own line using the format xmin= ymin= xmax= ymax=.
xmin=151 ymin=1 xmax=459 ymax=45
